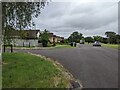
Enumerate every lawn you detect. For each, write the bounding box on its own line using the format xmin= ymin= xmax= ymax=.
xmin=2 ymin=52 xmax=71 ymax=88
xmin=101 ymin=44 xmax=119 ymax=49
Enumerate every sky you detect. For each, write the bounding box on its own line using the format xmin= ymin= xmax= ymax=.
xmin=33 ymin=0 xmax=119 ymax=38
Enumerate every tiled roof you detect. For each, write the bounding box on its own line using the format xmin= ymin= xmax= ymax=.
xmin=6 ymin=29 xmax=40 ymax=39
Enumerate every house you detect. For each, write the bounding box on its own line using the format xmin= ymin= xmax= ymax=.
xmin=48 ymin=33 xmax=54 ymax=43
xmin=7 ymin=30 xmax=40 ymax=47
xmin=56 ymin=36 xmax=64 ymax=43
xmin=48 ymin=33 xmax=64 ymax=43
xmin=6 ymin=29 xmax=64 ymax=47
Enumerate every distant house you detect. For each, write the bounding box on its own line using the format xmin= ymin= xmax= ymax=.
xmin=6 ymin=29 xmax=64 ymax=47
xmin=56 ymin=36 xmax=64 ymax=43
xmin=48 ymin=33 xmax=64 ymax=43
xmin=49 ymin=33 xmax=54 ymax=43
xmin=7 ymin=30 xmax=40 ymax=47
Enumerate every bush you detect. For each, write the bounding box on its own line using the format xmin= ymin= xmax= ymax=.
xmin=42 ymin=40 xmax=48 ymax=47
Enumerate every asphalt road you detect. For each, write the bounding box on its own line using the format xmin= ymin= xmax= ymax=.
xmin=15 ymin=44 xmax=118 ymax=88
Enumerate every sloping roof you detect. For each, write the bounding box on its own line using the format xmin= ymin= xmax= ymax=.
xmin=22 ymin=30 xmax=40 ymax=39
xmin=49 ymin=33 xmax=54 ymax=37
xmin=6 ymin=30 xmax=40 ymax=39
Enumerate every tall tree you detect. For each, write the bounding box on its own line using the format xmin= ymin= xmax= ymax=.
xmin=105 ymin=32 xmax=116 ymax=38
xmin=40 ymin=29 xmax=49 ymax=47
xmin=105 ymin=31 xmax=116 ymax=44
xmin=85 ymin=37 xmax=94 ymax=43
xmin=68 ymin=31 xmax=83 ymax=43
xmin=2 ymin=1 xmax=49 ymax=44
xmin=93 ymin=36 xmax=103 ymax=42
xmin=2 ymin=1 xmax=48 ymax=30
xmin=116 ymin=34 xmax=120 ymax=44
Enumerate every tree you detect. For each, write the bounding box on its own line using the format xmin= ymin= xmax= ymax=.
xmin=105 ymin=32 xmax=117 ymax=44
xmin=40 ymin=29 xmax=49 ymax=47
xmin=2 ymin=1 xmax=49 ymax=45
xmin=2 ymin=2 xmax=48 ymax=30
xmin=68 ymin=31 xmax=83 ymax=43
xmin=93 ymin=36 xmax=103 ymax=42
xmin=85 ymin=37 xmax=94 ymax=43
xmin=101 ymin=38 xmax=108 ymax=44
xmin=4 ymin=25 xmax=15 ymax=45
xmin=116 ymin=34 xmax=120 ymax=44
xmin=105 ymin=32 xmax=116 ymax=38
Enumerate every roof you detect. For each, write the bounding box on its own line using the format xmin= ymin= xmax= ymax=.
xmin=6 ymin=29 xmax=40 ymax=39
xmin=22 ymin=30 xmax=40 ymax=39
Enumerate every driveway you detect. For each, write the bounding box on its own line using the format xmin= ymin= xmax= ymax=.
xmin=15 ymin=44 xmax=118 ymax=88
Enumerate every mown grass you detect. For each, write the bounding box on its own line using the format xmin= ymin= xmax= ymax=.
xmin=101 ymin=44 xmax=119 ymax=49
xmin=2 ymin=52 xmax=69 ymax=88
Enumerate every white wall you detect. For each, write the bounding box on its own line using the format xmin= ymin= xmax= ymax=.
xmin=13 ymin=39 xmax=38 ymax=47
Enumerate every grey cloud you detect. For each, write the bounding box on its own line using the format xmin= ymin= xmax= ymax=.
xmin=34 ymin=2 xmax=118 ymax=38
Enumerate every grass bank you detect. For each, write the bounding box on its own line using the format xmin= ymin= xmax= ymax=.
xmin=2 ymin=52 xmax=72 ymax=88
xmin=101 ymin=44 xmax=119 ymax=49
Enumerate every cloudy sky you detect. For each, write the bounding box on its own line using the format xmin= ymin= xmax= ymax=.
xmin=34 ymin=0 xmax=119 ymax=38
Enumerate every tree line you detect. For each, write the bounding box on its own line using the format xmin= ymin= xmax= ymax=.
xmin=67 ymin=31 xmax=120 ymax=44
xmin=2 ymin=2 xmax=120 ymax=46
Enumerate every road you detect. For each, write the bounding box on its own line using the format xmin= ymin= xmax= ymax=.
xmin=15 ymin=44 xmax=118 ymax=88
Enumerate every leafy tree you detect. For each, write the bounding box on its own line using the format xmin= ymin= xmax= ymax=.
xmin=85 ymin=37 xmax=94 ymax=43
xmin=2 ymin=1 xmax=48 ymax=45
xmin=4 ymin=25 xmax=15 ymax=45
xmin=61 ymin=39 xmax=68 ymax=44
xmin=2 ymin=2 xmax=48 ymax=30
xmin=93 ymin=36 xmax=103 ymax=42
xmin=116 ymin=34 xmax=120 ymax=44
xmin=105 ymin=31 xmax=117 ymax=44
xmin=40 ymin=29 xmax=49 ymax=47
xmin=101 ymin=38 xmax=108 ymax=44
xmin=105 ymin=32 xmax=116 ymax=37
xmin=68 ymin=31 xmax=83 ymax=43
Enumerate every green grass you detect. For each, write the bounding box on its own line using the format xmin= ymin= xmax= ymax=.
xmin=101 ymin=44 xmax=119 ymax=49
xmin=2 ymin=52 xmax=70 ymax=88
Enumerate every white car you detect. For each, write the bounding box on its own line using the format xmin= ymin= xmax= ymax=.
xmin=93 ymin=41 xmax=101 ymax=46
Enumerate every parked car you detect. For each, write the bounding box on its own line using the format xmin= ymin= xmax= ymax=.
xmin=93 ymin=41 xmax=101 ymax=46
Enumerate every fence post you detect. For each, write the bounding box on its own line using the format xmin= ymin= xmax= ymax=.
xmin=3 ymin=45 xmax=5 ymax=52
xmin=11 ymin=45 xmax=13 ymax=52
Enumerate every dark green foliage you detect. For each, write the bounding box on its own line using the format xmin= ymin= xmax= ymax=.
xmin=2 ymin=1 xmax=48 ymax=45
xmin=42 ymin=40 xmax=48 ymax=47
xmin=40 ymin=29 xmax=49 ymax=47
xmin=63 ymin=39 xmax=68 ymax=44
xmin=2 ymin=2 xmax=47 ymax=30
xmin=105 ymin=31 xmax=120 ymax=44
xmin=116 ymin=34 xmax=120 ymax=44
xmin=68 ymin=31 xmax=83 ymax=43
xmin=101 ymin=38 xmax=108 ymax=44
xmin=4 ymin=25 xmax=15 ymax=45
xmin=105 ymin=32 xmax=116 ymax=37
xmin=93 ymin=36 xmax=103 ymax=42
xmin=85 ymin=37 xmax=94 ymax=43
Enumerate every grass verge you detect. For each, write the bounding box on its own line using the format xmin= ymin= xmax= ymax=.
xmin=101 ymin=44 xmax=119 ymax=49
xmin=2 ymin=52 xmax=73 ymax=88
